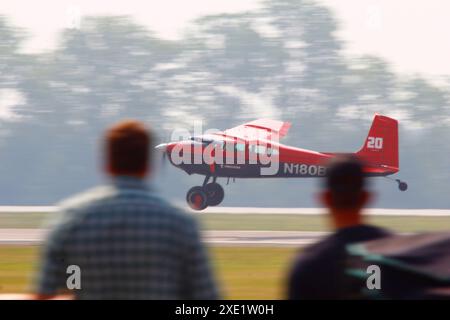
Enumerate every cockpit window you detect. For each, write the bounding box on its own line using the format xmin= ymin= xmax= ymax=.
xmin=224 ymin=143 xmax=235 ymax=152
xmin=236 ymin=143 xmax=246 ymax=152
xmin=269 ymin=148 xmax=279 ymax=155
xmin=249 ymin=144 xmax=279 ymax=155
xmin=190 ymin=136 xmax=214 ymax=145
xmin=256 ymin=145 xmax=266 ymax=154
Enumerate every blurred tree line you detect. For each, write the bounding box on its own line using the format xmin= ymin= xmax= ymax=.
xmin=0 ymin=0 xmax=448 ymax=208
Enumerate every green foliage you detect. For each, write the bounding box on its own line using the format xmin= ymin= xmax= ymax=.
xmin=0 ymin=0 xmax=449 ymax=207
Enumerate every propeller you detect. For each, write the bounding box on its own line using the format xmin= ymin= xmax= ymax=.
xmin=155 ymin=143 xmax=168 ymax=153
xmin=155 ymin=143 xmax=168 ymax=170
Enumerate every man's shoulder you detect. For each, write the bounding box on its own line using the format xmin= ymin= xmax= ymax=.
xmin=303 ymin=225 xmax=389 ymax=255
xmin=289 ymin=239 xmax=336 ymax=291
xmin=293 ymin=225 xmax=391 ymax=271
xmin=45 ymin=186 xmax=115 ymax=228
xmin=335 ymin=224 xmax=392 ymax=243
xmin=296 ymin=234 xmax=341 ymax=265
xmin=57 ymin=185 xmax=196 ymax=227
xmin=58 ymin=185 xmax=117 ymax=212
xmin=145 ymin=196 xmax=197 ymax=226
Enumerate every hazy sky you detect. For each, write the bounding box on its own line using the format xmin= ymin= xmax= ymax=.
xmin=1 ymin=0 xmax=450 ymax=78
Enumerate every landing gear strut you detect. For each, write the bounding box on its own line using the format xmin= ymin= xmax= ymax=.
xmin=186 ymin=176 xmax=225 ymax=211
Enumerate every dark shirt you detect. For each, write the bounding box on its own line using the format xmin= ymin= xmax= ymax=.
xmin=288 ymin=224 xmax=390 ymax=300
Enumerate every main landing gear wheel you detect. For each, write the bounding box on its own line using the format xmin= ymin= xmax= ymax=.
xmin=186 ymin=186 xmax=208 ymax=211
xmin=204 ymin=182 xmax=225 ymax=206
xmin=396 ymin=179 xmax=408 ymax=192
xmin=186 ymin=176 xmax=226 ymax=211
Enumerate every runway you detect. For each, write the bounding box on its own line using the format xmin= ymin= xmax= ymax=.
xmin=203 ymin=230 xmax=328 ymax=246
xmin=0 ymin=229 xmax=328 ymax=246
xmin=1 ymin=206 xmax=449 ymax=216
xmin=200 ymin=207 xmax=450 ymax=216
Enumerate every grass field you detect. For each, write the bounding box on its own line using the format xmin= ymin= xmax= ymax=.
xmin=1 ymin=211 xmax=448 ymax=299
xmin=0 ymin=246 xmax=39 ymax=294
xmin=1 ymin=211 xmax=450 ymax=232
xmin=201 ymin=213 xmax=450 ymax=232
xmin=0 ymin=245 xmax=297 ymax=299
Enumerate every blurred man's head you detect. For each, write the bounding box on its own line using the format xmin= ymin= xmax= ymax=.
xmin=320 ymin=155 xmax=372 ymax=229
xmin=104 ymin=120 xmax=152 ymax=178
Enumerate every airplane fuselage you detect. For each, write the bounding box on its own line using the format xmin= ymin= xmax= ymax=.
xmin=166 ymin=142 xmax=396 ymax=179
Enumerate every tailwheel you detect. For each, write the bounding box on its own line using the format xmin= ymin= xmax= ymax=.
xmin=186 ymin=186 xmax=208 ymax=211
xmin=204 ymin=182 xmax=225 ymax=206
xmin=396 ymin=179 xmax=408 ymax=192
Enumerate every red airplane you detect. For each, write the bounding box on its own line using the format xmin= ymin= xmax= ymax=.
xmin=156 ymin=114 xmax=407 ymax=210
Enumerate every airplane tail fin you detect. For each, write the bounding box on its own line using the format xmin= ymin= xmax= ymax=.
xmin=356 ymin=114 xmax=399 ymax=171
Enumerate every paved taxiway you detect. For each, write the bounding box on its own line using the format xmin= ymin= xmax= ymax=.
xmin=0 ymin=229 xmax=328 ymax=246
xmin=2 ymin=206 xmax=449 ymax=216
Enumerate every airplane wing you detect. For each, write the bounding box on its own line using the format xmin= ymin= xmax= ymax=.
xmin=216 ymin=119 xmax=291 ymax=141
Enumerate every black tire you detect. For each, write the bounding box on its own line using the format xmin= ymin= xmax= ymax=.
xmin=186 ymin=186 xmax=208 ymax=210
xmin=204 ymin=182 xmax=225 ymax=206
xmin=398 ymin=182 xmax=408 ymax=192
